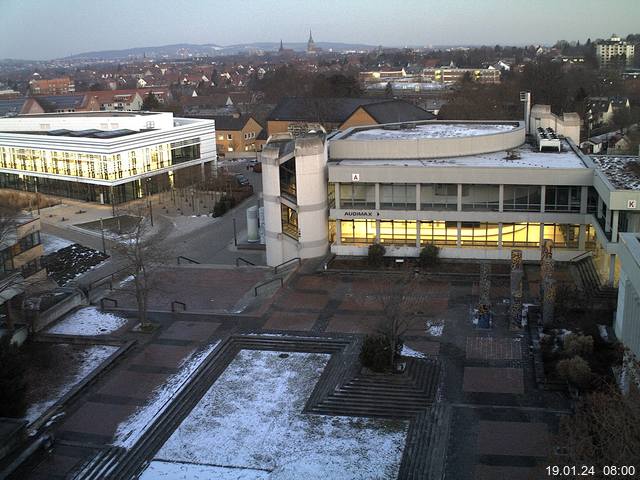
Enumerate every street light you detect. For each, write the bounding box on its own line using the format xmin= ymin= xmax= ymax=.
xmin=146 ymin=178 xmax=154 ymax=226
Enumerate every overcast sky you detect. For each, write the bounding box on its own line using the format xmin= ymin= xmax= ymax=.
xmin=1 ymin=0 xmax=639 ymax=60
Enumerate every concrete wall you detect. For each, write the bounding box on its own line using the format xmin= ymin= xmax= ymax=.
xmin=529 ymin=105 xmax=581 ymax=144
xmin=615 ymin=233 xmax=640 ymax=358
xmin=32 ymin=290 xmax=86 ymax=333
xmin=330 ymin=121 xmax=525 ymax=159
xmin=261 ymin=144 xmax=286 ymax=266
xmin=0 ymin=111 xmax=175 ymax=132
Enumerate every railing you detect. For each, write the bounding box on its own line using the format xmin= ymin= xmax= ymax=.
xmin=100 ymin=297 xmax=118 ymax=309
xmin=274 ymin=257 xmax=301 ymax=274
xmin=171 ymin=300 xmax=187 ymax=312
xmin=569 ymin=251 xmax=593 ymax=263
xmin=177 ymin=255 xmax=200 ymax=265
xmin=235 ymin=257 xmax=255 ymax=266
xmin=254 ymin=277 xmax=284 ymax=296
xmin=88 ymin=266 xmax=129 ymax=291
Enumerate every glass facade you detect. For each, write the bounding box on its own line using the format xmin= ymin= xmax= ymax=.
xmin=420 ymin=221 xmax=458 ymax=246
xmin=543 ymin=224 xmax=580 ymax=249
xmin=0 ymin=141 xmax=195 ymax=182
xmin=421 ymin=184 xmax=457 ymax=210
xmin=545 ymin=186 xmax=581 ymax=212
xmin=340 ymin=183 xmax=375 ymax=208
xmin=501 ymin=223 xmax=541 ymax=248
xmin=281 ymin=204 xmax=298 ymax=239
xmin=461 ymin=185 xmax=500 ymax=211
xmin=379 ymin=220 xmax=417 ymax=245
xmin=340 ymin=219 xmax=376 ymax=244
xmin=279 ymin=158 xmax=296 ymax=200
xmin=460 ymin=222 xmax=500 ymax=246
xmin=380 ymin=184 xmax=416 ymax=210
xmin=503 ymin=185 xmax=541 ymax=211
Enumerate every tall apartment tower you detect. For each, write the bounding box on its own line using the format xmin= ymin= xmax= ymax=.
xmin=596 ymin=34 xmax=635 ymax=67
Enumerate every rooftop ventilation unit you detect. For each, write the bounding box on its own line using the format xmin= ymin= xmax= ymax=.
xmin=535 ymin=126 xmax=561 ymax=152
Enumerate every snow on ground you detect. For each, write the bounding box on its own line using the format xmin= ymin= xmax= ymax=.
xmin=145 ymin=350 xmax=407 ymax=480
xmin=426 ymin=319 xmax=444 ymax=337
xmin=113 ymin=341 xmax=220 ymax=449
xmin=24 ymin=344 xmax=117 ymax=424
xmin=140 ymin=460 xmax=270 ymax=480
xmin=40 ymin=233 xmax=74 ymax=254
xmin=46 ymin=307 xmax=127 ymax=336
xmin=401 ymin=345 xmax=426 ymax=358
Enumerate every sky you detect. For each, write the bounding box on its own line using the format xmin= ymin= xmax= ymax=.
xmin=1 ymin=0 xmax=639 ymax=60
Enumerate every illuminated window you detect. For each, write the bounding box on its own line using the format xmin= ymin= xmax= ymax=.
xmin=379 ymin=220 xmax=417 ymax=245
xmin=420 ymin=221 xmax=457 ymax=246
xmin=502 ymin=223 xmax=541 ymax=248
xmin=543 ymin=224 xmax=580 ymax=249
xmin=460 ymin=222 xmax=500 ymax=247
xmin=340 ymin=219 xmax=376 ymax=244
xmin=281 ymin=204 xmax=298 ymax=239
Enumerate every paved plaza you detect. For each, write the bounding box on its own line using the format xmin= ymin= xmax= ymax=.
xmin=13 ymin=259 xmax=570 ymax=480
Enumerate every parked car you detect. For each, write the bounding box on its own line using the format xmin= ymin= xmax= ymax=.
xmin=234 ymin=173 xmax=250 ymax=186
xmin=252 ymin=162 xmax=262 ymax=173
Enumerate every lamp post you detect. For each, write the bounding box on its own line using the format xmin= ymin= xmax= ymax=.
xmin=146 ymin=178 xmax=154 ymax=226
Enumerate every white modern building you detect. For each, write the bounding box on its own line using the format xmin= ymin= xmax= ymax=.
xmin=261 ymin=109 xmax=640 ymax=290
xmin=0 ymin=111 xmax=216 ymax=204
xmin=596 ymin=34 xmax=636 ymax=67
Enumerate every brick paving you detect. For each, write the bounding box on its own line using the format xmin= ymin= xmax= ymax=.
xmin=263 ymin=311 xmax=319 ymax=331
xmin=158 ymin=320 xmax=220 ymax=341
xmin=466 ymin=337 xmax=523 ymax=361
xmin=325 ymin=313 xmax=383 ymax=334
xmin=474 ymin=465 xmax=538 ymax=480
xmin=477 ymin=421 xmax=550 ymax=457
xmin=462 ymin=367 xmax=525 ymax=394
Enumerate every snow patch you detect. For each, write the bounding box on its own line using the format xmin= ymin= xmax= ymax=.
xmin=113 ymin=341 xmax=220 ymax=449
xmin=140 ymin=460 xmax=270 ymax=480
xmin=401 ymin=345 xmax=426 ymax=358
xmin=46 ymin=307 xmax=127 ymax=336
xmin=349 ymin=123 xmax=516 ymax=140
xmin=426 ymin=319 xmax=444 ymax=337
xmin=145 ymin=350 xmax=407 ymax=479
xmin=40 ymin=233 xmax=74 ymax=254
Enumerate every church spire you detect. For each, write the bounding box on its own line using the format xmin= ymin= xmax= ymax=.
xmin=279 ymin=39 xmax=284 ymax=52
xmin=307 ymin=29 xmax=316 ymax=54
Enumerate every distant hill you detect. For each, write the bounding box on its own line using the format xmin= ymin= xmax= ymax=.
xmin=61 ymin=41 xmax=377 ymax=60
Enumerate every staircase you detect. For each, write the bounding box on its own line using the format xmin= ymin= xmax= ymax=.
xmin=571 ymin=255 xmax=617 ymax=301
xmin=306 ymin=358 xmax=440 ymax=419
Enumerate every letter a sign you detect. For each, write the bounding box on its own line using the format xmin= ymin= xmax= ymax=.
xmin=352 ymin=173 xmax=360 ymax=182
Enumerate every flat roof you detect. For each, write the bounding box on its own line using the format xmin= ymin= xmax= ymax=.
xmin=0 ymin=128 xmax=144 ymax=139
xmin=346 ymin=122 xmax=518 ymax=141
xmin=591 ymin=155 xmax=640 ymax=190
xmin=17 ymin=111 xmax=161 ymax=118
xmin=331 ymin=140 xmax=587 ymax=169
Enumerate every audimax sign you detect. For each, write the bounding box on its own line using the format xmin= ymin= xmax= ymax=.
xmin=343 ymin=211 xmax=380 ymax=217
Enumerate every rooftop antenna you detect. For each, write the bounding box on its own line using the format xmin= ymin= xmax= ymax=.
xmin=520 ymin=91 xmax=531 ymax=135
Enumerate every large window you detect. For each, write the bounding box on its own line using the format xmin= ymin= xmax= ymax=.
xmin=421 ymin=184 xmax=457 ymax=210
xmin=543 ymin=224 xmax=580 ymax=249
xmin=545 ymin=186 xmax=581 ymax=212
xmin=340 ymin=183 xmax=375 ymax=208
xmin=279 ymin=158 xmax=296 ymax=200
xmin=380 ymin=183 xmax=416 ymax=210
xmin=340 ymin=219 xmax=376 ymax=244
xmin=587 ymin=187 xmax=598 ymax=214
xmin=379 ymin=220 xmax=417 ymax=245
xmin=419 ymin=221 xmax=457 ymax=246
xmin=585 ymin=224 xmax=597 ymax=249
xmin=501 ymin=223 xmax=541 ymax=248
xmin=459 ymin=223 xmax=500 ymax=247
xmin=281 ymin=204 xmax=298 ymax=239
xmin=170 ymin=138 xmax=201 ymax=164
xmin=461 ymin=185 xmax=500 ymax=211
xmin=503 ymin=185 xmax=541 ymax=212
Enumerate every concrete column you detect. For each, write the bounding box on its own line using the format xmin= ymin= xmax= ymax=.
xmin=416 ymin=220 xmax=421 ymax=247
xmin=375 ymin=183 xmax=380 ymax=210
xmin=609 ymin=254 xmax=616 ymax=286
xmin=498 ymin=185 xmax=504 ymax=212
xmin=375 ymin=219 xmax=381 ymax=243
xmin=580 ymin=186 xmax=588 ymax=214
xmin=457 ymin=184 xmax=462 ymax=211
xmin=335 ymin=219 xmax=342 ymax=245
xmin=578 ymin=224 xmax=586 ymax=250
xmin=597 ymin=197 xmax=603 ymax=219
xmin=415 ymin=184 xmax=421 ymax=211
xmin=611 ymin=210 xmax=619 ymax=242
xmin=539 ymin=222 xmax=545 ymax=246
xmin=334 ymin=183 xmax=340 ymax=209
xmin=498 ymin=223 xmax=503 ymax=248
xmin=456 ymin=221 xmax=461 ymax=247
xmin=605 ymin=207 xmax=612 ymax=233
xmin=540 ymin=185 xmax=546 ymax=213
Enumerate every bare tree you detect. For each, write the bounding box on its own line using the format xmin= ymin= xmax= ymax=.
xmin=1 ymin=205 xmax=24 ymax=330
xmin=361 ymin=274 xmax=428 ymax=369
xmin=113 ymin=208 xmax=168 ymax=329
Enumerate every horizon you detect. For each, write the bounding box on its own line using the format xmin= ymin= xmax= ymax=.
xmin=1 ymin=0 xmax=639 ymax=61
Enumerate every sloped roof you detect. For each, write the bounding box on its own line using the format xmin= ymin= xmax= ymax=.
xmin=33 ymin=94 xmax=87 ymax=111
xmin=267 ymin=97 xmax=382 ymax=123
xmin=209 ymin=115 xmax=255 ymax=131
xmin=359 ymin=100 xmax=435 ymax=124
xmin=0 ymin=98 xmax=28 ymax=117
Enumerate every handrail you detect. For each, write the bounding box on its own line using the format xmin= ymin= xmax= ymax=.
xmin=177 ymin=255 xmax=200 ymax=265
xmin=235 ymin=257 xmax=256 ymax=267
xmin=254 ymin=277 xmax=284 ymax=296
xmin=274 ymin=257 xmax=301 ymax=274
xmin=171 ymin=300 xmax=187 ymax=312
xmin=100 ymin=297 xmax=118 ymax=309
xmin=88 ymin=266 xmax=129 ymax=291
xmin=569 ymin=251 xmax=593 ymax=263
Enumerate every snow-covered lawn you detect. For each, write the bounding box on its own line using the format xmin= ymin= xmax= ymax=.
xmin=24 ymin=344 xmax=118 ymax=424
xmin=426 ymin=319 xmax=444 ymax=337
xmin=142 ymin=350 xmax=407 ymax=480
xmin=40 ymin=233 xmax=74 ymax=254
xmin=113 ymin=342 xmax=220 ymax=449
xmin=46 ymin=307 xmax=127 ymax=336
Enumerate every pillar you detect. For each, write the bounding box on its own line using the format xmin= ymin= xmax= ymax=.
xmin=608 ymin=254 xmax=616 ymax=286
xmin=415 ymin=184 xmax=421 ymax=211
xmin=335 ymin=219 xmax=342 ymax=245
xmin=540 ymin=185 xmax=546 ymax=213
xmin=578 ymin=224 xmax=586 ymax=250
xmin=580 ymin=186 xmax=588 ymax=214
xmin=457 ymin=184 xmax=463 ymax=211
xmin=611 ymin=210 xmax=619 ymax=242
xmin=510 ymin=249 xmax=524 ymax=329
xmin=541 ymin=239 xmax=555 ymax=325
xmin=334 ymin=183 xmax=340 ymax=209
xmin=498 ymin=184 xmax=504 ymax=212
xmin=375 ymin=183 xmax=380 ymax=210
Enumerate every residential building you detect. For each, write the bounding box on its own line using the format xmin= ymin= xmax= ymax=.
xmin=260 ymin=110 xmax=640 ymax=296
xmin=596 ymin=34 xmax=635 ymax=67
xmin=87 ymin=90 xmax=144 ymax=111
xmin=29 ymin=77 xmax=75 ymax=95
xmin=266 ymin=97 xmax=434 ymax=137
xmin=587 ymin=96 xmax=631 ymax=129
xmin=422 ymin=66 xmax=501 ymax=84
xmin=0 ymin=111 xmax=216 ymax=204
xmin=210 ymin=114 xmax=263 ymax=154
